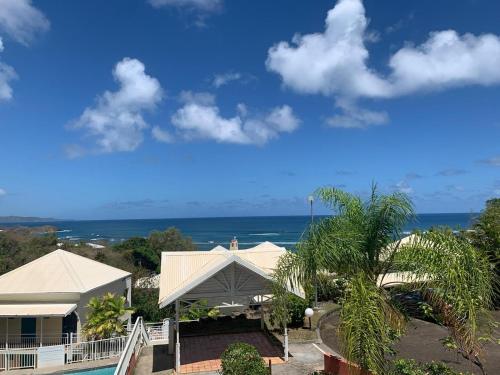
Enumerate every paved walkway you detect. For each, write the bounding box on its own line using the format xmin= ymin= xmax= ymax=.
xmin=133 ymin=339 xmax=326 ymax=375
xmin=180 ymin=332 xmax=284 ymax=373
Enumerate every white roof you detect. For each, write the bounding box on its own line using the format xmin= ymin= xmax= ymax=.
xmin=159 ymin=242 xmax=297 ymax=307
xmin=0 ymin=249 xmax=131 ymax=295
xmin=0 ymin=303 xmax=77 ymax=317
xmin=377 ymin=271 xmax=430 ymax=287
xmin=209 ymin=245 xmax=228 ymax=251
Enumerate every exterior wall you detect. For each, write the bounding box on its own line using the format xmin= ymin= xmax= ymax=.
xmin=76 ymin=276 xmax=131 ymax=334
xmin=0 ymin=318 xmax=62 ymax=341
xmin=0 ymin=318 xmax=21 ymax=337
xmin=36 ymin=317 xmax=62 ymax=339
xmin=324 ymin=353 xmax=372 ymax=375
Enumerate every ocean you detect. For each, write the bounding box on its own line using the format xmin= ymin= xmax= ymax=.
xmin=0 ymin=213 xmax=478 ymax=250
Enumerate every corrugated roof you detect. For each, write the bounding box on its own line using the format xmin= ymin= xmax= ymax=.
xmin=209 ymin=245 xmax=228 ymax=251
xmin=0 ymin=303 xmax=77 ymax=317
xmin=159 ymin=243 xmax=293 ymax=307
xmin=0 ymin=249 xmax=130 ymax=295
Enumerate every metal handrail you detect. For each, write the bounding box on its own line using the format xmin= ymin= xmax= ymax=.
xmin=114 ymin=318 xmax=149 ymax=375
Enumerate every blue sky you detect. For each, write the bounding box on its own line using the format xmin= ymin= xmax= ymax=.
xmin=0 ymin=0 xmax=499 ymax=219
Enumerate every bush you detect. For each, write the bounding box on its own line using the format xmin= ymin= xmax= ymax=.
xmin=392 ymin=359 xmax=426 ymax=375
xmin=391 ymin=359 xmax=468 ymax=375
xmin=219 ymin=342 xmax=268 ymax=375
xmin=270 ymin=293 xmax=307 ymax=328
xmin=317 ymin=273 xmax=348 ymax=302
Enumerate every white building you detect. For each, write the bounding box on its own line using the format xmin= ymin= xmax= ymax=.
xmin=0 ymin=249 xmax=131 ymax=346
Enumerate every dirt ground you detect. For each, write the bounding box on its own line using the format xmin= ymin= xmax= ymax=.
xmin=319 ymin=310 xmax=500 ymax=374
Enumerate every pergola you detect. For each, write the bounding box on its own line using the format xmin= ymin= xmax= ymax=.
xmin=158 ymin=242 xmax=303 ymax=372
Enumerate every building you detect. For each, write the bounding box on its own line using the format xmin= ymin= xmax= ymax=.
xmin=0 ymin=249 xmax=131 ymax=347
xmin=158 ymin=241 xmax=303 ymax=372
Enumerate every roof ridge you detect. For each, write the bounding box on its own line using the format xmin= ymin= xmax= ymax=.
xmin=57 ymin=251 xmax=87 ymax=292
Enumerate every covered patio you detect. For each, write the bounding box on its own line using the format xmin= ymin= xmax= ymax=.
xmin=0 ymin=304 xmax=77 ymax=348
xmin=158 ymin=242 xmax=302 ymax=373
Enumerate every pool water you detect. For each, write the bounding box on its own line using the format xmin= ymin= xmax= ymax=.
xmin=65 ymin=366 xmax=116 ymax=375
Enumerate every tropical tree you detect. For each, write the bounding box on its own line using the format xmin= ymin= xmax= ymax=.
xmin=83 ymin=293 xmax=134 ymax=340
xmin=465 ymin=198 xmax=500 ymax=306
xmin=273 ymin=185 xmax=494 ymax=374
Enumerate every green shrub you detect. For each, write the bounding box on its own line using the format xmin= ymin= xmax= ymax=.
xmin=391 ymin=359 xmax=468 ymax=375
xmin=270 ymin=293 xmax=307 ymax=328
xmin=424 ymin=361 xmax=466 ymax=375
xmin=180 ymin=299 xmax=219 ymax=321
xmin=317 ymin=274 xmax=348 ymax=302
xmin=219 ymin=342 xmax=268 ymax=375
xmin=391 ymin=359 xmax=426 ymax=375
xmin=288 ymin=294 xmax=308 ymax=326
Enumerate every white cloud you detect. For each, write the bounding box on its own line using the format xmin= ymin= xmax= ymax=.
xmin=171 ymin=92 xmax=299 ymax=145
xmin=393 ymin=180 xmax=413 ymax=194
xmin=71 ymin=58 xmax=163 ymax=153
xmin=212 ymin=72 xmax=242 ymax=88
xmin=0 ymin=59 xmax=16 ymax=101
xmin=152 ymin=126 xmax=174 ymax=143
xmin=0 ymin=188 xmax=6 ymax=196
xmin=478 ymin=155 xmax=500 ymax=167
xmin=266 ymin=0 xmax=500 ymax=127
xmin=389 ymin=30 xmax=500 ymax=95
xmin=149 ymin=0 xmax=222 ymax=27
xmin=0 ymin=38 xmax=16 ymax=101
xmin=0 ymin=0 xmax=49 ymax=45
xmin=325 ymin=99 xmax=388 ymax=129
xmin=149 ymin=0 xmax=221 ymax=12
xmin=0 ymin=1 xmax=49 ymax=102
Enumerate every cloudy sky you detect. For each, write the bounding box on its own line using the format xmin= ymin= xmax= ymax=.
xmin=0 ymin=0 xmax=499 ymax=219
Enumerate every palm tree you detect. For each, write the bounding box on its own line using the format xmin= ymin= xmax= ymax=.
xmin=273 ymin=185 xmax=494 ymax=374
xmin=83 ymin=292 xmax=135 ymax=340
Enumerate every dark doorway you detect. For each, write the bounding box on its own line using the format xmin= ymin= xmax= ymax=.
xmin=21 ymin=317 xmax=36 ymax=337
xmin=63 ymin=312 xmax=78 ymax=335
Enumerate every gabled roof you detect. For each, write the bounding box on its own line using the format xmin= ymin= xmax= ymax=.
xmin=158 ymin=243 xmax=296 ymax=307
xmin=209 ymin=245 xmax=228 ymax=251
xmin=0 ymin=249 xmax=131 ymax=295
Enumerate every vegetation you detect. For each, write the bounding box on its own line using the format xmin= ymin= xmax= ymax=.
xmin=114 ymin=227 xmax=197 ymax=273
xmin=391 ymin=359 xmax=469 ymax=375
xmin=273 ymin=185 xmax=495 ymax=374
xmin=0 ymin=226 xmax=198 ymax=322
xmin=82 ymin=293 xmax=134 ymax=340
xmin=219 ymin=342 xmax=268 ymax=375
xmin=465 ymin=198 xmax=500 ymax=306
xmin=269 ymin=293 xmax=307 ymax=328
xmin=180 ymin=299 xmax=220 ymax=321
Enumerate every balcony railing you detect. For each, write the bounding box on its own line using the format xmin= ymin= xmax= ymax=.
xmin=0 ymin=334 xmax=71 ymax=349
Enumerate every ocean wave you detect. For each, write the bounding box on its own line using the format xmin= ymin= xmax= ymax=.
xmin=249 ymin=233 xmax=280 ymax=236
xmin=56 ymin=229 xmax=72 ymax=233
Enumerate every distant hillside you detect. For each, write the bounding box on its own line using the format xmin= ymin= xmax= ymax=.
xmin=0 ymin=216 xmax=59 ymax=223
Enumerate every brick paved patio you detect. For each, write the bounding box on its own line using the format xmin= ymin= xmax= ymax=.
xmin=179 ymin=331 xmax=285 ymax=374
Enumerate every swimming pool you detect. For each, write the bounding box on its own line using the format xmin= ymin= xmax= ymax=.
xmin=65 ymin=366 xmax=116 ymax=375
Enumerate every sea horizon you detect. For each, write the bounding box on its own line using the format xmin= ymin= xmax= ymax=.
xmin=0 ymin=213 xmax=479 ymax=250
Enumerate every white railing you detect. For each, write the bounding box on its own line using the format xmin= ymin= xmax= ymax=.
xmin=0 ymin=348 xmax=37 ymax=371
xmin=0 ymin=334 xmax=70 ymax=349
xmin=114 ymin=318 xmax=149 ymax=375
xmin=66 ymin=336 xmax=127 ymax=364
xmin=145 ymin=320 xmax=169 ymax=342
xmin=0 ymin=335 xmax=129 ymax=371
